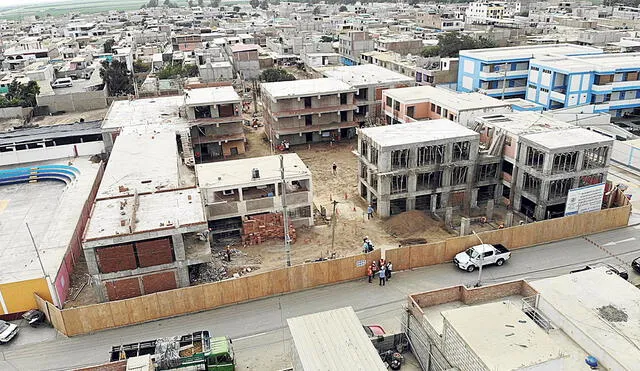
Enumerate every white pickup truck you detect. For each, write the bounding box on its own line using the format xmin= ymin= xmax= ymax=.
xmin=453 ymin=243 xmax=511 ymax=272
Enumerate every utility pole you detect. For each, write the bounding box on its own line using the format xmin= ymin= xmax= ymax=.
xmin=472 ymin=230 xmax=485 ymax=287
xmin=330 ymin=200 xmax=338 ymax=252
xmin=26 ymin=222 xmax=61 ymax=308
xmin=280 ymin=155 xmax=291 ymax=267
xmin=252 ymin=79 xmax=258 ymax=113
xmin=500 ymin=62 xmax=508 ymax=100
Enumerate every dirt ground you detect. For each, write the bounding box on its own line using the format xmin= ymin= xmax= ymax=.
xmin=31 ymin=108 xmax=108 ymax=126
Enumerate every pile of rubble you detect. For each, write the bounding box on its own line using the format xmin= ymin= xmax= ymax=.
xmin=189 ymin=247 xmax=262 ymax=284
xmin=241 ymin=213 xmax=297 ymax=246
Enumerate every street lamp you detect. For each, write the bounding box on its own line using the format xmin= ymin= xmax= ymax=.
xmin=472 ymin=230 xmax=484 ymax=287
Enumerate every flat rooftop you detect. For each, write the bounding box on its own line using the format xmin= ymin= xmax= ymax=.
xmin=476 ymin=111 xmax=576 ymax=136
xmin=459 ymin=43 xmax=602 ymax=61
xmin=0 ymin=158 xmax=101 ymax=284
xmin=196 ymin=153 xmax=311 ymax=189
xmin=287 ymin=307 xmax=386 ymax=371
xmin=384 ymin=85 xmax=510 ymax=110
xmin=101 ymin=96 xmax=188 ymax=131
xmin=184 ymin=86 xmax=240 ymax=106
xmin=532 ymin=52 xmax=640 ymax=73
xmin=96 ymin=127 xmax=188 ymax=199
xmin=522 ymin=127 xmax=612 ymax=150
xmin=260 ymin=78 xmax=355 ymax=100
xmin=0 ymin=120 xmax=101 ymax=144
xmin=84 ymin=187 xmax=206 ymax=243
xmin=530 ymin=267 xmax=640 ymax=370
xmin=442 ymin=301 xmax=565 ymax=370
xmin=360 ymin=120 xmax=479 ymax=147
xmin=322 ymin=64 xmax=413 ymax=87
xmin=230 ymin=43 xmax=259 ymax=52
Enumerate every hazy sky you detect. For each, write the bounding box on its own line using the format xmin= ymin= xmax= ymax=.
xmin=4 ymin=0 xmax=66 ymax=6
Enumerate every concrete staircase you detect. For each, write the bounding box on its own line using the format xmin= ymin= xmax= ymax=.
xmin=179 ymin=128 xmax=195 ymax=167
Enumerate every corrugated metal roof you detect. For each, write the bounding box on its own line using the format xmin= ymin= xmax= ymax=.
xmin=0 ymin=120 xmax=102 ymax=146
xmin=287 ymin=307 xmax=386 ymax=371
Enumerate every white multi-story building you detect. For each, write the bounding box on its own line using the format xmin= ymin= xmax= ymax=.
xmin=465 ymin=1 xmax=505 ymax=25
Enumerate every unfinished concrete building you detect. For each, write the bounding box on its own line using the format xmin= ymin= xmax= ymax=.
xmin=195 ymin=154 xmax=313 ymax=242
xmin=357 ymin=120 xmax=501 ymax=217
xmin=261 ymin=78 xmax=357 ymax=145
xmin=322 ymin=64 xmax=413 ymax=126
xmin=82 ymin=127 xmax=210 ymax=302
xmin=475 ymin=112 xmax=613 ymax=219
xmin=184 ymin=86 xmax=245 ymax=161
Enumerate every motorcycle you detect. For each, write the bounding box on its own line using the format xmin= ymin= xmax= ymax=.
xmin=379 ymin=349 xmax=404 ymax=370
xmin=22 ymin=309 xmax=46 ymax=327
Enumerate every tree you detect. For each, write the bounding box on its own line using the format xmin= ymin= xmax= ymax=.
xmin=320 ymin=35 xmax=334 ymax=43
xmin=156 ymin=63 xmax=199 ymax=79
xmin=210 ymin=0 xmax=220 ymax=7
xmin=233 ymin=5 xmax=241 ymax=12
xmin=250 ymin=0 xmax=260 ymax=8
xmin=100 ymin=60 xmax=134 ymax=96
xmin=421 ymin=32 xmax=498 ymax=58
xmin=187 ymin=0 xmax=194 ymax=7
xmin=198 ymin=0 xmax=204 ymax=6
xmin=4 ymin=80 xmax=40 ymax=108
xmin=338 ymin=5 xmax=347 ymax=11
xmin=312 ymin=6 xmax=321 ymax=15
xmin=259 ymin=68 xmax=296 ymax=82
xmin=164 ymin=0 xmax=178 ymax=7
xmin=259 ymin=1 xmax=269 ymax=10
xmin=145 ymin=0 xmax=159 ymax=7
xmin=420 ymin=45 xmax=439 ymax=57
xmin=103 ymin=39 xmax=115 ymax=53
xmin=133 ymin=59 xmax=151 ymax=73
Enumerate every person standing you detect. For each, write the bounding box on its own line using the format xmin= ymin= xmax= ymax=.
xmin=367 ymin=265 xmax=373 ymax=283
xmin=225 ymin=245 xmax=232 ymax=262
xmin=332 ymin=162 xmax=337 ymax=175
xmin=362 ymin=238 xmax=370 ymax=254
xmin=378 ymin=265 xmax=386 ymax=286
xmin=367 ymin=205 xmax=374 ymax=220
xmin=386 ymin=261 xmax=393 ymax=281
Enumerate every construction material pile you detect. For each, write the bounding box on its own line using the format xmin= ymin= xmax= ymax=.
xmin=242 ymin=212 xmax=297 ymax=245
xmin=383 ymin=210 xmax=435 ymax=237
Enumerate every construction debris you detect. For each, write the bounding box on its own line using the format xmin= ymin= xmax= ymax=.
xmin=242 ymin=212 xmax=297 ymax=246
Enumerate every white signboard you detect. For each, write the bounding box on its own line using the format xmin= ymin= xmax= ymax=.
xmin=564 ymin=183 xmax=606 ymax=216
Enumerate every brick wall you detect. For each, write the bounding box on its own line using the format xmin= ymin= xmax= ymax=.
xmin=141 ymin=271 xmax=177 ymax=294
xmin=136 ymin=238 xmax=173 ymax=268
xmin=96 ymin=244 xmax=137 ymax=273
xmin=105 ymin=277 xmax=141 ymax=301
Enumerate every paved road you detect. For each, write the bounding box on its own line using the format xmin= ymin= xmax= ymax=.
xmin=2 ymin=226 xmax=639 ymax=371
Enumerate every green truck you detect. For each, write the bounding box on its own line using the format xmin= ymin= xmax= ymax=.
xmin=109 ymin=330 xmax=235 ymax=371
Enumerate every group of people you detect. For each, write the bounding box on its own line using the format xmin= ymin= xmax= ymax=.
xmin=368 ymin=258 xmax=392 ymax=286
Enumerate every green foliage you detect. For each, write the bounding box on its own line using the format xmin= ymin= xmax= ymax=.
xmin=210 ymin=0 xmax=221 ymax=7
xmin=198 ymin=0 xmax=204 ymax=6
xmin=133 ymin=59 xmax=151 ymax=73
xmin=250 ymin=0 xmax=260 ymax=8
xmin=145 ymin=0 xmax=159 ymax=7
xmin=312 ymin=5 xmax=321 ymax=14
xmin=420 ymin=32 xmax=498 ymax=58
xmin=320 ymin=35 xmax=335 ymax=43
xmin=259 ymin=1 xmax=269 ymax=10
xmin=164 ymin=0 xmax=179 ymax=7
xmin=100 ymin=60 xmax=134 ymax=96
xmin=259 ymin=68 xmax=296 ymax=83
xmin=187 ymin=0 xmax=194 ymax=7
xmin=338 ymin=5 xmax=347 ymax=11
xmin=156 ymin=63 xmax=199 ymax=79
xmin=0 ymin=81 xmax=40 ymax=108
xmin=103 ymin=38 xmax=115 ymax=53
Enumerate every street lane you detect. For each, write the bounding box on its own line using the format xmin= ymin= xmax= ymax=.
xmin=2 ymin=226 xmax=639 ymax=370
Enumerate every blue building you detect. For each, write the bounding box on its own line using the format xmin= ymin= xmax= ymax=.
xmin=457 ymin=44 xmax=602 ymax=99
xmin=526 ymin=53 xmax=640 ymax=118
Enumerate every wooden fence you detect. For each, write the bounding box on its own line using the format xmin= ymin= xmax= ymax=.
xmin=385 ymin=205 xmax=631 ymax=272
xmin=36 ymin=250 xmax=381 ymax=337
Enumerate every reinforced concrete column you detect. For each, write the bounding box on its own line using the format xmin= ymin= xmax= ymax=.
xmin=430 ymin=194 xmax=438 ymax=213
xmin=84 ymin=248 xmax=100 ymax=276
xmin=470 ymin=188 xmax=479 ymax=208
xmin=175 ymin=263 xmax=190 ymax=287
xmin=406 ymin=196 xmax=416 ymax=212
xmin=486 ymin=199 xmax=495 ymax=221
xmin=460 ymin=217 xmax=470 ymax=236
xmin=172 ymin=234 xmax=186 ymax=261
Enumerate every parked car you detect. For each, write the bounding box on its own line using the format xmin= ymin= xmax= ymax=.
xmin=570 ymin=264 xmax=629 ymax=280
xmin=363 ymin=325 xmax=385 ymax=338
xmin=0 ymin=320 xmax=18 ymax=343
xmin=632 ymin=257 xmax=640 ymax=274
xmin=454 ymin=244 xmax=511 ymax=272
xmin=51 ymin=78 xmax=73 ymax=88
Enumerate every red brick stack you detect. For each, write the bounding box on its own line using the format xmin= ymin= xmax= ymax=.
xmin=242 ymin=212 xmax=297 ymax=246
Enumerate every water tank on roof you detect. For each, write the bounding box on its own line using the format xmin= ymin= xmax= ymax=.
xmin=585 ymin=356 xmax=598 ymax=368
xmin=252 ymin=168 xmax=260 ymax=179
